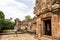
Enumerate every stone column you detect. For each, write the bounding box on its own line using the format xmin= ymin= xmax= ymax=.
xmin=35 ymin=16 xmax=40 ymax=38
xmin=52 ymin=13 xmax=59 ymax=38
xmin=57 ymin=14 xmax=60 ymax=37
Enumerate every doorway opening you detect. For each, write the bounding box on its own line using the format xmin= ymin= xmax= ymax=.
xmin=43 ymin=19 xmax=52 ymax=36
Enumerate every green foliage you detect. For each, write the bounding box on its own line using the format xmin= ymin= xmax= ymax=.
xmin=2 ymin=20 xmax=15 ymax=29
xmin=0 ymin=11 xmax=5 ymax=29
xmin=25 ymin=15 xmax=32 ymax=21
xmin=14 ymin=18 xmax=20 ymax=24
xmin=0 ymin=11 xmax=15 ymax=30
xmin=0 ymin=11 xmax=5 ymax=20
xmin=10 ymin=17 xmax=12 ymax=20
xmin=0 ymin=19 xmax=4 ymax=28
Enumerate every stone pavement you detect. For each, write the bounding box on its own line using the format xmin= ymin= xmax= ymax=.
xmin=0 ymin=33 xmax=38 ymax=40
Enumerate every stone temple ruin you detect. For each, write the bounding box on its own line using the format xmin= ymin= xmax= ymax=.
xmin=34 ymin=0 xmax=60 ymax=40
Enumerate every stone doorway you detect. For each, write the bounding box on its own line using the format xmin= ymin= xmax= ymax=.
xmin=43 ymin=18 xmax=52 ymax=36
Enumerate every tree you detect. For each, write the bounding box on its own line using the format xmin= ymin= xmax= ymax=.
xmin=5 ymin=17 xmax=12 ymax=22
xmin=0 ymin=11 xmax=15 ymax=31
xmin=0 ymin=11 xmax=5 ymax=20
xmin=0 ymin=11 xmax=5 ymax=29
xmin=2 ymin=20 xmax=15 ymax=29
xmin=10 ymin=17 xmax=12 ymax=21
xmin=14 ymin=18 xmax=20 ymax=24
xmin=25 ymin=15 xmax=32 ymax=21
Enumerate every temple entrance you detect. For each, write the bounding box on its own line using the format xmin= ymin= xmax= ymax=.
xmin=43 ymin=19 xmax=52 ymax=36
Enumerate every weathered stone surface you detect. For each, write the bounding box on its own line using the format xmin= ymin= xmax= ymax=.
xmin=34 ymin=0 xmax=60 ymax=15
xmin=34 ymin=0 xmax=60 ymax=40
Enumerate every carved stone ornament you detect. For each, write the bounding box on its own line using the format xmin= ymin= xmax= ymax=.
xmin=34 ymin=0 xmax=60 ymax=15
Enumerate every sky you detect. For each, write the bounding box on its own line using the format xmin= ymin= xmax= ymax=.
xmin=0 ymin=0 xmax=36 ymax=21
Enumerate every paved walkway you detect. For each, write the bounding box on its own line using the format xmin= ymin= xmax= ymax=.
xmin=0 ymin=33 xmax=38 ymax=40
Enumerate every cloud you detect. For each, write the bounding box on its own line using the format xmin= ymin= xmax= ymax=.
xmin=26 ymin=9 xmax=35 ymax=18
xmin=0 ymin=0 xmax=35 ymax=21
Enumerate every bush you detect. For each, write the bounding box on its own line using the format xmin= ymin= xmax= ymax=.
xmin=1 ymin=20 xmax=15 ymax=30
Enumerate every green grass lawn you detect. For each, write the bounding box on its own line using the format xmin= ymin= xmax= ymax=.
xmin=2 ymin=29 xmax=14 ymax=33
xmin=2 ymin=29 xmax=24 ymax=34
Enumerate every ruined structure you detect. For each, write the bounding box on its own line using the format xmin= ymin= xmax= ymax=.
xmin=30 ymin=17 xmax=36 ymax=31
xmin=18 ymin=20 xmax=32 ymax=30
xmin=34 ymin=0 xmax=60 ymax=40
xmin=15 ymin=21 xmax=22 ymax=30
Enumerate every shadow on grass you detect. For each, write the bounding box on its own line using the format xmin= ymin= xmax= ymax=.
xmin=0 ymin=29 xmax=27 ymax=35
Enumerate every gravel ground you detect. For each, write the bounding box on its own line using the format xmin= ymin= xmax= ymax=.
xmin=0 ymin=33 xmax=38 ymax=40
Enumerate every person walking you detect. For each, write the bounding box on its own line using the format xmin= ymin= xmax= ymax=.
xmin=14 ymin=26 xmax=18 ymax=37
xmin=14 ymin=21 xmax=20 ymax=37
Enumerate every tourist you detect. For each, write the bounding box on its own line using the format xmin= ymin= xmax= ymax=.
xmin=14 ymin=26 xmax=18 ymax=37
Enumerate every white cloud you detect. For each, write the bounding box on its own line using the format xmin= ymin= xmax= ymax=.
xmin=26 ymin=9 xmax=35 ymax=18
xmin=0 ymin=0 xmax=35 ymax=21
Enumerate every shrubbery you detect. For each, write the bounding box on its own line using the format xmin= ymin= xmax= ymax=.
xmin=0 ymin=19 xmax=15 ymax=30
xmin=0 ymin=11 xmax=15 ymax=30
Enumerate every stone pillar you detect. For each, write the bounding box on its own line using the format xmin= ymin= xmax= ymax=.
xmin=52 ymin=13 xmax=59 ymax=38
xmin=57 ymin=14 xmax=60 ymax=38
xmin=38 ymin=17 xmax=41 ymax=38
xmin=35 ymin=16 xmax=42 ymax=39
xmin=35 ymin=16 xmax=40 ymax=38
